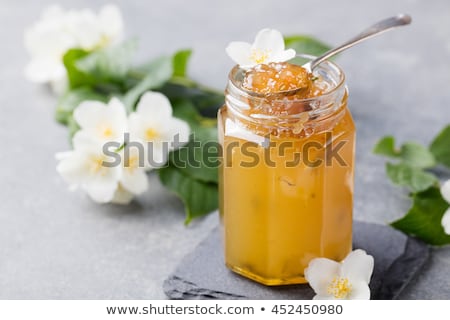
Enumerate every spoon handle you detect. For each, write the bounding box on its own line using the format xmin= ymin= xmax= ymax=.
xmin=309 ymin=14 xmax=412 ymax=70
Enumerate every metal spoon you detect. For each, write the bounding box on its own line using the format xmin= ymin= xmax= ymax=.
xmin=273 ymin=14 xmax=412 ymax=97
xmin=243 ymin=14 xmax=412 ymax=98
xmin=304 ymin=13 xmax=412 ymax=72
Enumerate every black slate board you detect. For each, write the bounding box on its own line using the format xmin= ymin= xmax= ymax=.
xmin=164 ymin=221 xmax=429 ymax=300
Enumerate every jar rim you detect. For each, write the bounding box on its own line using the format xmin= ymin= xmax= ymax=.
xmin=228 ymin=54 xmax=346 ymax=104
xmin=226 ymin=55 xmax=347 ymax=122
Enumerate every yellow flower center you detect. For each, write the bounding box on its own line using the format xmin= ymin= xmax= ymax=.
xmin=250 ymin=48 xmax=271 ymax=64
xmin=145 ymin=128 xmax=159 ymax=141
xmin=89 ymin=156 xmax=108 ymax=176
xmin=124 ymin=155 xmax=139 ymax=173
xmin=98 ymin=124 xmax=114 ymax=139
xmin=327 ymin=277 xmax=352 ymax=299
xmin=96 ymin=34 xmax=112 ymax=49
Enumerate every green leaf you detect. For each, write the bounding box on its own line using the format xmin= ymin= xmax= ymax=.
xmin=159 ymin=166 xmax=218 ymax=224
xmin=373 ymin=136 xmax=399 ymax=157
xmin=374 ymin=137 xmax=435 ymax=168
xmin=123 ymin=56 xmax=173 ymax=111
xmin=430 ymin=124 xmax=450 ymax=169
xmin=76 ymin=40 xmax=137 ymax=81
xmin=285 ymin=35 xmax=331 ymax=56
xmin=172 ymin=49 xmax=192 ymax=77
xmin=63 ymin=49 xmax=123 ymax=93
xmin=55 ymin=87 xmax=108 ymax=125
xmin=63 ymin=49 xmax=95 ymax=89
xmin=391 ymin=186 xmax=450 ymax=246
xmin=386 ymin=163 xmax=438 ymax=192
xmin=170 ymin=99 xmax=219 ymax=183
xmin=168 ymin=139 xmax=219 ymax=184
xmin=159 ymin=100 xmax=220 ymax=223
xmin=399 ymin=142 xmax=436 ymax=169
xmin=160 ymin=81 xmax=224 ymax=117
xmin=284 ymin=35 xmax=331 ymax=65
xmin=172 ymin=99 xmax=217 ymax=137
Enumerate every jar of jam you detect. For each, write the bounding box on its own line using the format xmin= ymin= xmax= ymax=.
xmin=218 ymin=58 xmax=355 ymax=285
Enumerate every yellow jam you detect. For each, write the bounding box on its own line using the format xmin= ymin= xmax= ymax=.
xmin=219 ymin=62 xmax=355 ymax=285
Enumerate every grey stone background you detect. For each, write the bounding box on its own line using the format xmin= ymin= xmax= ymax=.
xmin=0 ymin=0 xmax=449 ymax=299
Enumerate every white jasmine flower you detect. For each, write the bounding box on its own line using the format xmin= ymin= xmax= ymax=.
xmin=56 ymin=135 xmax=122 ymax=203
xmin=442 ymin=211 xmax=450 ymax=235
xmin=64 ymin=5 xmax=123 ymax=50
xmin=128 ymin=92 xmax=190 ymax=167
xmin=440 ymin=179 xmax=450 ymax=234
xmin=24 ymin=4 xmax=124 ymax=91
xmin=111 ymin=184 xmax=135 ymax=205
xmin=73 ymin=97 xmax=128 ymax=144
xmin=59 ymin=96 xmax=152 ymax=203
xmin=304 ymin=249 xmax=374 ymax=300
xmin=225 ymin=28 xmax=296 ymax=68
xmin=118 ymin=146 xmax=149 ymax=196
xmin=56 ymin=131 xmax=149 ymax=205
xmin=56 ymin=91 xmax=188 ymax=205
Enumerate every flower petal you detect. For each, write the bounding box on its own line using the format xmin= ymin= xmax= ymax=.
xmin=86 ymin=170 xmax=122 ymax=192
xmin=121 ymin=169 xmax=149 ymax=195
xmin=441 ymin=207 xmax=450 ymax=235
xmin=56 ymin=150 xmax=89 ymax=185
xmin=225 ymin=41 xmax=252 ymax=66
xmin=73 ymin=98 xmax=127 ymax=143
xmin=73 ymin=100 xmax=108 ymax=129
xmin=24 ymin=58 xmax=66 ymax=83
xmin=58 ymin=133 xmax=123 ymax=204
xmin=252 ymin=28 xmax=285 ymax=54
xmin=440 ymin=179 xmax=450 ymax=204
xmin=106 ymin=97 xmax=128 ymax=133
xmin=50 ymin=75 xmax=68 ymax=95
xmin=272 ymin=48 xmax=296 ymax=63
xmin=24 ymin=5 xmax=122 ymax=86
xmin=304 ymin=257 xmax=340 ymax=296
xmin=66 ymin=9 xmax=102 ymax=50
xmin=161 ymin=118 xmax=191 ymax=150
xmin=24 ymin=18 xmax=76 ymax=58
xmin=72 ymin=131 xmax=100 ymax=150
xmin=127 ymin=113 xmax=147 ymax=142
xmin=129 ymin=92 xmax=178 ymax=144
xmin=348 ymin=281 xmax=371 ymax=300
xmin=135 ymin=91 xmax=173 ymax=120
xmin=98 ymin=4 xmax=123 ymax=43
xmin=341 ymin=249 xmax=374 ymax=284
xmin=111 ymin=184 xmax=134 ymax=205
xmin=83 ymin=180 xmax=118 ymax=203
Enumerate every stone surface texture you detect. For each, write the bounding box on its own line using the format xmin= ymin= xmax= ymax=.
xmin=164 ymin=221 xmax=429 ymax=299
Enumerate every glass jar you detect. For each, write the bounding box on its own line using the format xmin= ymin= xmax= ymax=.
xmin=218 ymin=59 xmax=355 ymax=285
